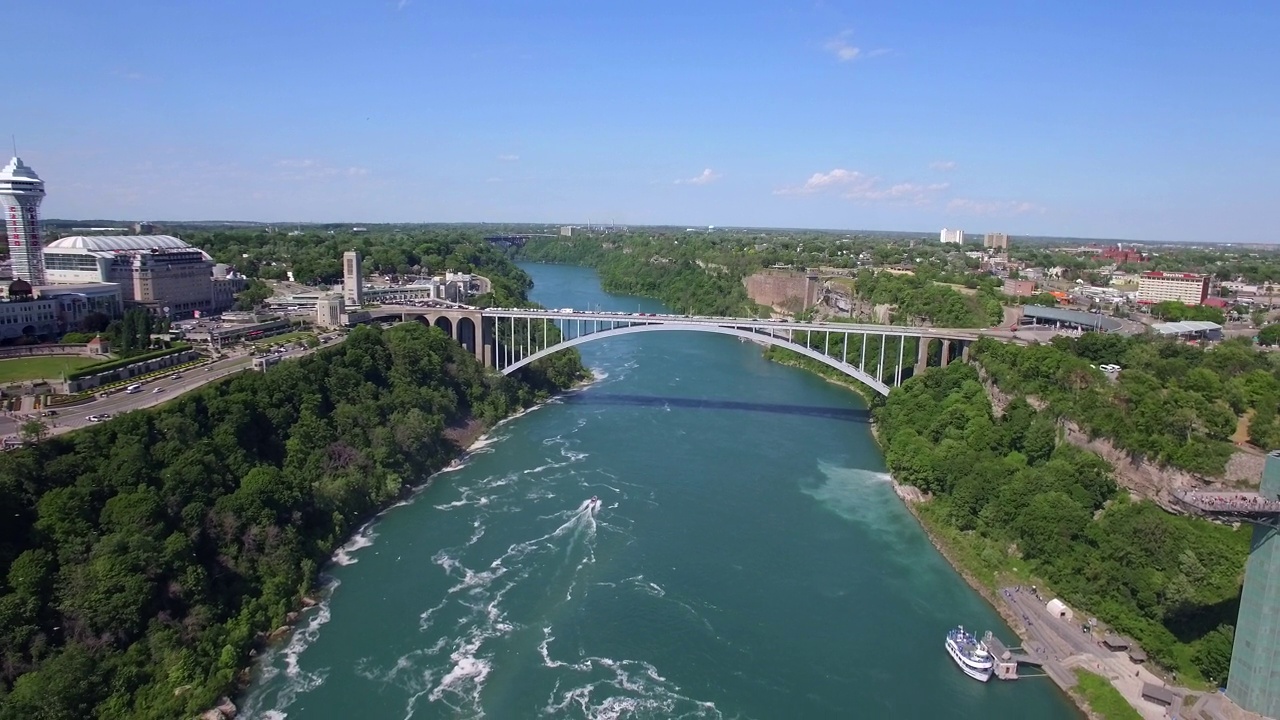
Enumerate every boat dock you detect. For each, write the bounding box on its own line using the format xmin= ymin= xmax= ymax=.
xmin=982 ymin=632 xmax=1046 ymax=681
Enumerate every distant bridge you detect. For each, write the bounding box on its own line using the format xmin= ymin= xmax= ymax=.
xmin=367 ymin=306 xmax=1020 ymax=396
xmin=483 ymin=234 xmax=557 ymax=248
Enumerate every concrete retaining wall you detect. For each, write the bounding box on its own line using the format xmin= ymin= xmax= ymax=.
xmin=66 ymin=350 xmax=201 ymax=393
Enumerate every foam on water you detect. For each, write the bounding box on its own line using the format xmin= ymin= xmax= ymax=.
xmin=538 ymin=629 xmax=724 ymax=720
xmin=331 ymin=524 xmax=378 ymax=566
xmin=239 ymin=579 xmax=340 ymax=718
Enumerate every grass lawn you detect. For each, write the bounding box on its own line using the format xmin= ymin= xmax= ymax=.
xmin=1072 ymin=669 xmax=1144 ymax=720
xmin=0 ymin=355 xmax=102 ymax=383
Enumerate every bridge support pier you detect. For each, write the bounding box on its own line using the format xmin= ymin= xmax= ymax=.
xmin=961 ymin=341 xmax=971 ymax=362
xmin=941 ymin=339 xmax=952 ymax=367
xmin=915 ymin=339 xmax=928 ymax=375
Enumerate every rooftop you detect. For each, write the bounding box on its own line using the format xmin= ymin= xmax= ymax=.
xmin=45 ymin=235 xmax=192 ymax=253
xmin=0 ymin=156 xmax=44 ymax=192
xmin=43 ymin=235 xmax=214 ymax=263
xmin=1020 ymin=304 xmax=1123 ymax=332
xmin=1151 ymin=320 xmax=1222 ymax=335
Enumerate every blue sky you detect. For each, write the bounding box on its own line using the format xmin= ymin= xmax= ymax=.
xmin=9 ymin=1 xmax=1279 ymax=241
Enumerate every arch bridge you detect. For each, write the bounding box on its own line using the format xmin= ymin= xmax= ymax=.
xmin=369 ymin=306 xmax=1003 ymax=396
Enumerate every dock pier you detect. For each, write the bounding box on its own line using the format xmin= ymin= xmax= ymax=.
xmin=983 ymin=632 xmax=1045 ymax=681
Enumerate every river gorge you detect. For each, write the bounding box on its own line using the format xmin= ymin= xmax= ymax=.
xmin=239 ymin=263 xmax=1080 ymax=719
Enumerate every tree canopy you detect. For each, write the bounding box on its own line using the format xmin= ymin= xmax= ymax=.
xmin=875 ymin=363 xmax=1250 ymax=685
xmin=0 ymin=322 xmax=585 ymax=719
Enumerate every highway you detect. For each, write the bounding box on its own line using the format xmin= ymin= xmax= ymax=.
xmin=1 ymin=339 xmax=337 ymax=442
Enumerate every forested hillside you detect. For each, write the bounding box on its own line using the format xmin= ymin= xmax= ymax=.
xmin=974 ymin=334 xmax=1280 ymax=475
xmin=517 ymin=235 xmax=765 ymax=316
xmin=0 ymin=323 xmax=586 ymax=719
xmin=851 ymin=268 xmax=1004 ymax=328
xmin=876 ymin=363 xmax=1250 ymax=686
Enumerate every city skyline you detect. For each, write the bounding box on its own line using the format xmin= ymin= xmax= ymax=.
xmin=7 ymin=1 xmax=1280 ymax=243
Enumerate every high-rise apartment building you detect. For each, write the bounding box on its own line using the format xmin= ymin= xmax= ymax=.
xmin=0 ymin=156 xmax=47 ymax=285
xmin=983 ymin=232 xmax=1009 ymax=250
xmin=343 ymin=250 xmax=364 ymax=306
xmin=1136 ymin=271 xmax=1209 ymax=306
xmin=940 ymin=228 xmax=964 ymax=244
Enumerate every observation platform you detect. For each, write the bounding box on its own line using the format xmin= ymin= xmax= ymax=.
xmin=1172 ymin=490 xmax=1280 ymax=526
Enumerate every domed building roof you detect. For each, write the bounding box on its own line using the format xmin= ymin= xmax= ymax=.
xmin=45 ymin=235 xmax=192 ymax=252
xmin=43 ymin=235 xmax=213 ymax=262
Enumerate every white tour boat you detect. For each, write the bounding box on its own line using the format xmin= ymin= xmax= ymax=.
xmin=945 ymin=625 xmax=994 ymax=682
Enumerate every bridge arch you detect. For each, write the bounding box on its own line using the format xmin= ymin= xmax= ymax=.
xmin=499 ymin=323 xmax=893 ymax=396
xmin=433 ymin=316 xmax=454 ymax=338
xmin=456 ymin=316 xmax=478 ymax=354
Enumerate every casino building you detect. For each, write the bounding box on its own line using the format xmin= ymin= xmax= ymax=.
xmin=41 ymin=235 xmax=244 ymax=318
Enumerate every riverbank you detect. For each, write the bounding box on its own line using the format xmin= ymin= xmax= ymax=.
xmin=865 ymin=422 xmax=1105 ymax=718
xmin=217 ymin=371 xmax=597 ymax=719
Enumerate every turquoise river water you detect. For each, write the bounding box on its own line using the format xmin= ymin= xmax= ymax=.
xmin=240 ymin=263 xmax=1080 ymax=719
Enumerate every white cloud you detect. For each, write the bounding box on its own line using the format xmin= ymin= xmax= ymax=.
xmin=396 ymin=0 xmax=410 ymax=10
xmin=825 ymin=31 xmax=861 ymax=62
xmin=947 ymin=198 xmax=1043 ymax=216
xmin=930 ymin=160 xmax=957 ymax=171
xmin=497 ymin=154 xmax=519 ymax=162
xmin=675 ymin=168 xmax=721 ymax=185
xmin=774 ymin=168 xmax=947 ymax=204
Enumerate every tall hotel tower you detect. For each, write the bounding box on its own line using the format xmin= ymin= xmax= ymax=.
xmin=1 ymin=156 xmax=47 ymax=285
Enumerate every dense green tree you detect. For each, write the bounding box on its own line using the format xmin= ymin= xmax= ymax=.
xmin=0 ymin=315 xmax=585 ymax=717
xmin=876 ymin=362 xmax=1251 ymax=683
xmin=1258 ymin=323 xmax=1280 ymax=346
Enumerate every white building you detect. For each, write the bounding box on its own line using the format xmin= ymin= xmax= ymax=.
xmin=343 ymin=250 xmax=364 ymax=306
xmin=0 ymin=156 xmax=47 ymax=285
xmin=940 ymin=228 xmax=964 ymax=244
xmin=315 ymin=293 xmax=345 ymax=329
xmin=1137 ymin=271 xmax=1209 ymax=306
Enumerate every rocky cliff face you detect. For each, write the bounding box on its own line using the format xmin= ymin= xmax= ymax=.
xmin=977 ymin=368 xmax=1264 ymax=509
xmin=742 ymin=269 xmax=816 ymax=312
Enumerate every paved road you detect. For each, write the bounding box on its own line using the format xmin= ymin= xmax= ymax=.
xmin=1001 ymin=587 xmax=1178 ymax=720
xmin=1 ymin=340 xmax=338 ymax=441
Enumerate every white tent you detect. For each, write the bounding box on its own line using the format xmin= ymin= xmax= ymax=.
xmin=1046 ymin=598 xmax=1074 ymax=621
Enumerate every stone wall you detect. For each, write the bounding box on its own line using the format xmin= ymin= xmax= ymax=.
xmin=0 ymin=344 xmax=98 ymax=359
xmin=65 ymin=349 xmax=201 ymax=393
